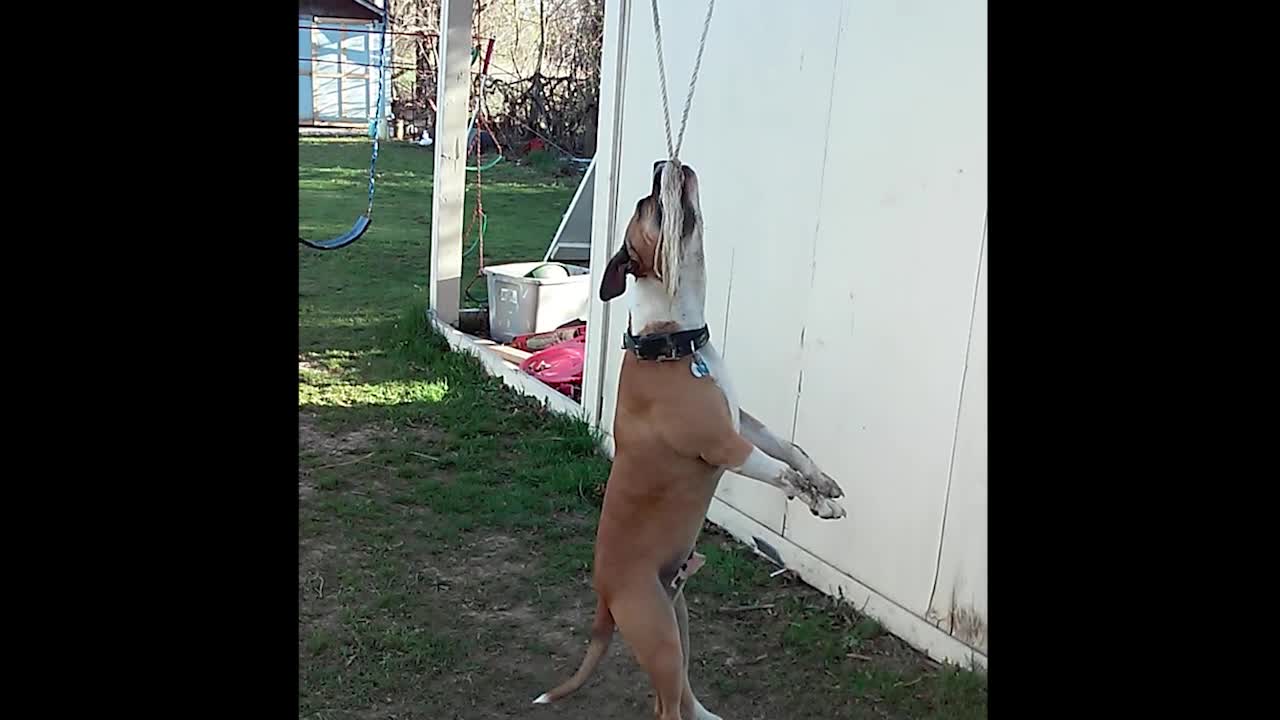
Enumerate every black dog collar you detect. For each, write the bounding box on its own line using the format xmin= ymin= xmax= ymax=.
xmin=623 ymin=325 xmax=710 ymax=361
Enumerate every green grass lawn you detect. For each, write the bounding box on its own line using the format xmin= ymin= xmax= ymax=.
xmin=299 ymin=138 xmax=578 ymax=357
xmin=298 ymin=138 xmax=987 ymax=719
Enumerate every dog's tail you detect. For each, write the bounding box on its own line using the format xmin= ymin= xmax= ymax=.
xmin=532 ymin=595 xmax=614 ymax=705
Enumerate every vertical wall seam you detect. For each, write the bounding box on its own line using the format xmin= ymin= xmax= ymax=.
xmin=783 ymin=0 xmax=848 ymax=538
xmin=925 ymin=211 xmax=987 ymax=615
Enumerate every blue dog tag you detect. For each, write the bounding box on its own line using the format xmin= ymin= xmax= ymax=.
xmin=691 ymin=352 xmax=710 ymax=379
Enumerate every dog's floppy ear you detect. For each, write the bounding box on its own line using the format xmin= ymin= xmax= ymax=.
xmin=599 ymin=243 xmax=631 ymax=302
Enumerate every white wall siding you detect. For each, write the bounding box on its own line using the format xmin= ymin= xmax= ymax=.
xmin=783 ymin=0 xmax=988 ymax=617
xmin=588 ymin=0 xmax=987 ymax=666
xmin=927 ymin=226 xmax=988 ymax=656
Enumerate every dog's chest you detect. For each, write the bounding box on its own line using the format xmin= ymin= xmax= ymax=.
xmin=615 ymin=342 xmax=739 ymax=435
xmin=691 ymin=343 xmax=739 ymax=433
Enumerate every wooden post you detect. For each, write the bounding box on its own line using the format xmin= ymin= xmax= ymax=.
xmin=428 ymin=0 xmax=473 ymax=327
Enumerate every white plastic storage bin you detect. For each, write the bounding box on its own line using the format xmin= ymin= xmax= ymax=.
xmin=482 ymin=262 xmax=592 ymax=343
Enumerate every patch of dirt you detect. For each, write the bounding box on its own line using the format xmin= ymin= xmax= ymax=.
xmin=299 ymin=539 xmax=338 ymax=567
xmin=379 ymin=528 xmax=916 ymax=719
xmin=403 ymin=422 xmax=447 ymax=444
xmin=434 ymin=533 xmax=655 ymax=719
xmin=299 ymin=413 xmax=378 ymax=456
xmin=299 ymin=472 xmax=316 ymax=502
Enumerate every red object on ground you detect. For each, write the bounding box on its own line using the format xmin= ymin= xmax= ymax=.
xmin=526 ymin=137 xmax=546 ymax=153
xmin=518 ymin=338 xmax=586 ymax=399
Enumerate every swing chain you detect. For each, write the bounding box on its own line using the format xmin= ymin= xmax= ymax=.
xmin=365 ymin=17 xmax=389 ymax=218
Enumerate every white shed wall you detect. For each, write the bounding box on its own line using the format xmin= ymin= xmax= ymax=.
xmin=584 ymin=0 xmax=987 ymax=666
xmin=927 ymin=225 xmax=988 ymax=655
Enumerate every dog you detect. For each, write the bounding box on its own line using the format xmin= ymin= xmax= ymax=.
xmin=533 ymin=160 xmax=847 ymax=720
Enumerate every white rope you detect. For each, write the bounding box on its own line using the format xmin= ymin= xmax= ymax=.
xmin=650 ymin=0 xmax=716 ymax=160
xmin=650 ymin=0 xmax=716 ymax=299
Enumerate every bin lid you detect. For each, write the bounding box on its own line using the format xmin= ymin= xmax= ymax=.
xmin=518 ymin=338 xmax=586 ymax=385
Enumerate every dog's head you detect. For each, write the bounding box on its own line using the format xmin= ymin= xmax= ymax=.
xmin=599 ymin=160 xmax=701 ymax=302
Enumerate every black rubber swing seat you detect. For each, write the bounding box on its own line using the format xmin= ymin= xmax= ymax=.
xmin=299 ymin=214 xmax=372 ymax=251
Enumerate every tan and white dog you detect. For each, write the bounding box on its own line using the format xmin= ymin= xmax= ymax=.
xmin=533 ymin=161 xmax=846 ymax=720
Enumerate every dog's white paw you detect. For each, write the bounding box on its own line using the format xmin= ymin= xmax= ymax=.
xmin=693 ymin=703 xmax=724 ymax=720
xmin=780 ymin=469 xmax=846 ymax=520
xmin=800 ymin=467 xmax=844 ymax=500
xmin=793 ymin=445 xmax=844 ymax=499
xmin=779 ymin=468 xmax=805 ymax=500
xmin=817 ymin=470 xmax=844 ymax=499
xmin=807 ymin=496 xmax=846 ymax=520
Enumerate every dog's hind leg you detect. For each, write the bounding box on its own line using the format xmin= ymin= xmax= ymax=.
xmin=611 ymin=578 xmax=686 ymax=719
xmin=673 ymin=591 xmax=723 ymax=720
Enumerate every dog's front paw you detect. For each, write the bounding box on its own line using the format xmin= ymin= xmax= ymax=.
xmin=792 ymin=445 xmax=844 ymax=499
xmin=810 ymin=469 xmax=844 ymax=500
xmin=778 ymin=468 xmax=804 ymax=500
xmin=782 ymin=468 xmax=847 ymax=520
xmin=783 ymin=448 xmax=844 ymax=499
xmin=806 ymin=496 xmax=846 ymax=520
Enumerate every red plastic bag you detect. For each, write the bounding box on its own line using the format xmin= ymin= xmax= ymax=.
xmin=519 ymin=338 xmax=586 ymax=399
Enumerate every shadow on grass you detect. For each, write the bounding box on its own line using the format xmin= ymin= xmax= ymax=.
xmin=300 ymin=308 xmax=606 ymax=475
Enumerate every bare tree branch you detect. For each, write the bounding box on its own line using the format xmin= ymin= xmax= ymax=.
xmin=384 ymin=0 xmax=603 ymax=156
